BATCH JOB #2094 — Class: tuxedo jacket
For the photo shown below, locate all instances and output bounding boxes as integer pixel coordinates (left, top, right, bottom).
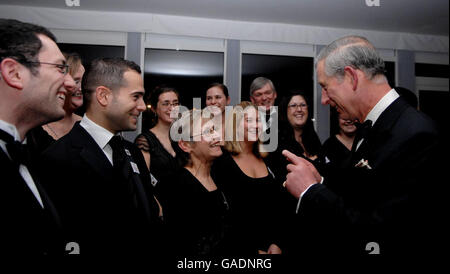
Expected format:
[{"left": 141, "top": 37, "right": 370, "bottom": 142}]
[
  {"left": 41, "top": 122, "right": 161, "bottom": 255},
  {"left": 0, "top": 149, "right": 62, "bottom": 255},
  {"left": 297, "top": 97, "right": 443, "bottom": 255}
]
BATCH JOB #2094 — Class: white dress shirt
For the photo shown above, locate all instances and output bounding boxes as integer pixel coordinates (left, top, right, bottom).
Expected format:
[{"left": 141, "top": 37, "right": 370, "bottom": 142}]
[
  {"left": 0, "top": 120, "right": 44, "bottom": 208},
  {"left": 355, "top": 88, "right": 399, "bottom": 150},
  {"left": 79, "top": 114, "right": 116, "bottom": 165}
]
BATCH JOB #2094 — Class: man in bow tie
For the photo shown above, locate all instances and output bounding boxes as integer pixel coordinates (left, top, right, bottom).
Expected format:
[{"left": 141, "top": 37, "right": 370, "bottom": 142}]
[
  {"left": 41, "top": 58, "right": 162, "bottom": 255},
  {"left": 0, "top": 19, "right": 77, "bottom": 255},
  {"left": 283, "top": 36, "right": 443, "bottom": 255}
]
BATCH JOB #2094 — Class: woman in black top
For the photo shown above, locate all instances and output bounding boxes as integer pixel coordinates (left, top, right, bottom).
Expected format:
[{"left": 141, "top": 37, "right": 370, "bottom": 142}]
[
  {"left": 321, "top": 109, "right": 357, "bottom": 169},
  {"left": 166, "top": 109, "right": 229, "bottom": 255},
  {"left": 135, "top": 86, "right": 180, "bottom": 205},
  {"left": 212, "top": 101, "right": 284, "bottom": 255},
  {"left": 269, "top": 90, "right": 323, "bottom": 185}
]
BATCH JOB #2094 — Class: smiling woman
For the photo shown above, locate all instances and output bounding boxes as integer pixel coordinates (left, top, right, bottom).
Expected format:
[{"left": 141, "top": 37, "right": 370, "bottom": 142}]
[
  {"left": 134, "top": 85, "right": 181, "bottom": 206},
  {"left": 164, "top": 108, "right": 230, "bottom": 255}
]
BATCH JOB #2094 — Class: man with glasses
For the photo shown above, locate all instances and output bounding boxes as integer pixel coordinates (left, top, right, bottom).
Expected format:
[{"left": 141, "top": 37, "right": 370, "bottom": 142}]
[{"left": 0, "top": 19, "right": 76, "bottom": 255}]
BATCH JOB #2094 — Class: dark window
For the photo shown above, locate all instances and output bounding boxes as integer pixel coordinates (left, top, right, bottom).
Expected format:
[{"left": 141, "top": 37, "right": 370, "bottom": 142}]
[
  {"left": 241, "top": 53, "right": 314, "bottom": 115},
  {"left": 385, "top": 61, "right": 396, "bottom": 87},
  {"left": 58, "top": 43, "right": 125, "bottom": 68},
  {"left": 415, "top": 63, "right": 449, "bottom": 78},
  {"left": 143, "top": 48, "right": 224, "bottom": 130},
  {"left": 419, "top": 90, "right": 450, "bottom": 139},
  {"left": 57, "top": 43, "right": 125, "bottom": 115}
]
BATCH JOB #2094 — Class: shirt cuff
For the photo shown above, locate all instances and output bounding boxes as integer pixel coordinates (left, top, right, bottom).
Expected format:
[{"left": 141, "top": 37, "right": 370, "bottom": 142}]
[{"left": 295, "top": 176, "right": 324, "bottom": 214}]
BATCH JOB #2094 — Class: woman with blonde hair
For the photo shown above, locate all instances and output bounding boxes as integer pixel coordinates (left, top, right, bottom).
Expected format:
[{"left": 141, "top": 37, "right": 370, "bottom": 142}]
[{"left": 212, "top": 101, "right": 284, "bottom": 255}]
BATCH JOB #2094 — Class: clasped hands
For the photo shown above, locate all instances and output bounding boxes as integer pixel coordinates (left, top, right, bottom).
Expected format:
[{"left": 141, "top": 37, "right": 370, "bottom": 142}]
[{"left": 282, "top": 150, "right": 322, "bottom": 199}]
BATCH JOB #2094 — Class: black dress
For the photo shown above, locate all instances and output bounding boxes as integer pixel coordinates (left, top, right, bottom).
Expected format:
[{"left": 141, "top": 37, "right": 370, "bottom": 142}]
[
  {"left": 321, "top": 135, "right": 353, "bottom": 169},
  {"left": 211, "top": 151, "right": 285, "bottom": 255},
  {"left": 27, "top": 126, "right": 55, "bottom": 156},
  {"left": 135, "top": 131, "right": 179, "bottom": 205},
  {"left": 165, "top": 167, "right": 230, "bottom": 255}
]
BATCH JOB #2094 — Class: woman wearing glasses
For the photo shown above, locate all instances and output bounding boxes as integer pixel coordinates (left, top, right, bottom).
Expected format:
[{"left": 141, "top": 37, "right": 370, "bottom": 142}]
[
  {"left": 166, "top": 109, "right": 230, "bottom": 255},
  {"left": 266, "top": 91, "right": 323, "bottom": 255},
  {"left": 135, "top": 85, "right": 180, "bottom": 205}
]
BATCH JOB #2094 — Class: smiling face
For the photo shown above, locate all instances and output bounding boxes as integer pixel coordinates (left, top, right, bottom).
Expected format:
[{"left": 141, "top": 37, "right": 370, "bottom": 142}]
[
  {"left": 64, "top": 64, "right": 85, "bottom": 112},
  {"left": 318, "top": 59, "right": 357, "bottom": 119},
  {"left": 155, "top": 91, "right": 179, "bottom": 125},
  {"left": 206, "top": 86, "right": 230, "bottom": 114},
  {"left": 189, "top": 118, "right": 223, "bottom": 162},
  {"left": 237, "top": 106, "right": 262, "bottom": 142},
  {"left": 338, "top": 112, "right": 357, "bottom": 135},
  {"left": 250, "top": 83, "right": 277, "bottom": 112},
  {"left": 24, "top": 34, "right": 76, "bottom": 123},
  {"left": 106, "top": 70, "right": 146, "bottom": 132},
  {"left": 287, "top": 95, "right": 308, "bottom": 130}
]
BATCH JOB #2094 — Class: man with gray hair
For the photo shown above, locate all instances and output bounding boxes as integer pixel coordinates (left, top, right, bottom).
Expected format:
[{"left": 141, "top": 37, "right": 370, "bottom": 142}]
[
  {"left": 282, "top": 36, "right": 442, "bottom": 255},
  {"left": 249, "top": 77, "right": 278, "bottom": 152},
  {"left": 249, "top": 76, "right": 277, "bottom": 113}
]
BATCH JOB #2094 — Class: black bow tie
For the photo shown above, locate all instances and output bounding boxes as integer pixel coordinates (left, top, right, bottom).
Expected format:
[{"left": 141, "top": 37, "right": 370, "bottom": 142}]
[
  {"left": 0, "top": 129, "right": 30, "bottom": 167},
  {"left": 355, "top": 120, "right": 373, "bottom": 140}
]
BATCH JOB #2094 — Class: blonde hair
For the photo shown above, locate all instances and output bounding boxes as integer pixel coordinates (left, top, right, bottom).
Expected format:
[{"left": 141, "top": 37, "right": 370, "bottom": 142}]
[
  {"left": 63, "top": 52, "right": 82, "bottom": 77},
  {"left": 224, "top": 101, "right": 268, "bottom": 158}
]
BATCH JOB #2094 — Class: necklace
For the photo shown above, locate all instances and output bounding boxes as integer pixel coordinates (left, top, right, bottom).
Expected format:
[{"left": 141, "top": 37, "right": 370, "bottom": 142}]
[{"left": 45, "top": 124, "right": 58, "bottom": 139}]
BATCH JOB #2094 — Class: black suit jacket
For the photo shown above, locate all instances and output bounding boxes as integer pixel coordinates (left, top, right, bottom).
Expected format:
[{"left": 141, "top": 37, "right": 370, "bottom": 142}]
[
  {"left": 297, "top": 97, "right": 443, "bottom": 255},
  {"left": 0, "top": 148, "right": 62, "bottom": 255},
  {"left": 41, "top": 122, "right": 160, "bottom": 255}
]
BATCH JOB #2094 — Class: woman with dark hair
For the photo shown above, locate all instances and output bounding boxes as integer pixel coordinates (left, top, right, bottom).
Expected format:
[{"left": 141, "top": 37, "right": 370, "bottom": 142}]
[
  {"left": 278, "top": 90, "right": 322, "bottom": 160},
  {"left": 166, "top": 109, "right": 229, "bottom": 255},
  {"left": 321, "top": 108, "right": 357, "bottom": 169},
  {"left": 205, "top": 83, "right": 230, "bottom": 140},
  {"left": 263, "top": 91, "right": 323, "bottom": 255},
  {"left": 135, "top": 85, "right": 180, "bottom": 205}
]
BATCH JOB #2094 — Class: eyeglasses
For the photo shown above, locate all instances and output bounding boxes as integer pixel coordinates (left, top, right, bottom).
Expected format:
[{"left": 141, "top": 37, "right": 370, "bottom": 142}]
[
  {"left": 191, "top": 126, "right": 218, "bottom": 140},
  {"left": 160, "top": 102, "right": 180, "bottom": 108},
  {"left": 288, "top": 103, "right": 308, "bottom": 110},
  {"left": 25, "top": 61, "right": 69, "bottom": 75}
]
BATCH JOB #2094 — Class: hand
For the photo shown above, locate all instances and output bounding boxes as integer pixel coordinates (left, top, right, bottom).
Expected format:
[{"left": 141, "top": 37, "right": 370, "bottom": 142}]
[
  {"left": 258, "top": 244, "right": 282, "bottom": 254},
  {"left": 282, "top": 150, "right": 321, "bottom": 199}
]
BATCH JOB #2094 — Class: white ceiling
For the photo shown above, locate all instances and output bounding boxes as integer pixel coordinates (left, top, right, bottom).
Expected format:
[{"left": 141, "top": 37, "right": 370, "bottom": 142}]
[{"left": 1, "top": 0, "right": 448, "bottom": 36}]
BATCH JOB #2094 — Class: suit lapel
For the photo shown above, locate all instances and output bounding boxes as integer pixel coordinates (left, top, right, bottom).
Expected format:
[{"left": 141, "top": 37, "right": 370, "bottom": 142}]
[
  {"left": 365, "top": 97, "right": 409, "bottom": 167},
  {"left": 123, "top": 143, "right": 152, "bottom": 222},
  {"left": 1, "top": 146, "right": 62, "bottom": 228},
  {"left": 69, "top": 123, "right": 114, "bottom": 181}
]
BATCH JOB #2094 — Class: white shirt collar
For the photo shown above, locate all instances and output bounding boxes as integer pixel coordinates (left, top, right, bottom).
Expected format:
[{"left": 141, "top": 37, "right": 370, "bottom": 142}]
[
  {"left": 0, "top": 120, "right": 25, "bottom": 143},
  {"left": 365, "top": 89, "right": 399, "bottom": 124},
  {"left": 79, "top": 114, "right": 115, "bottom": 150}
]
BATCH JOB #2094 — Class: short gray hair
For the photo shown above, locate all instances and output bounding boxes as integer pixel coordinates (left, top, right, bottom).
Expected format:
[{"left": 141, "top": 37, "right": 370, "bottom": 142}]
[
  {"left": 316, "top": 36, "right": 386, "bottom": 81},
  {"left": 249, "top": 77, "right": 276, "bottom": 97}
]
